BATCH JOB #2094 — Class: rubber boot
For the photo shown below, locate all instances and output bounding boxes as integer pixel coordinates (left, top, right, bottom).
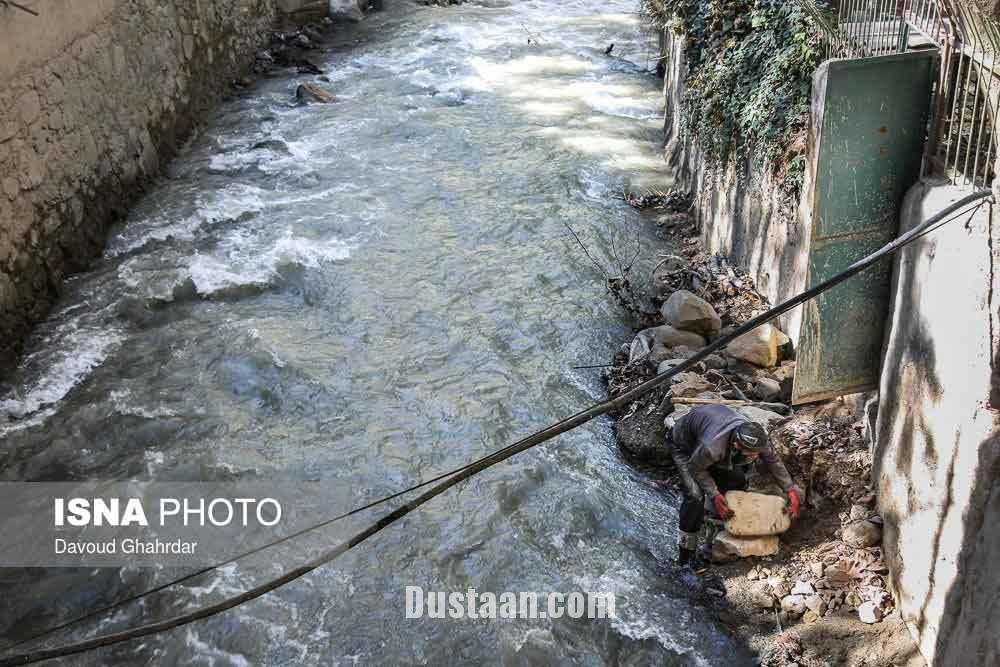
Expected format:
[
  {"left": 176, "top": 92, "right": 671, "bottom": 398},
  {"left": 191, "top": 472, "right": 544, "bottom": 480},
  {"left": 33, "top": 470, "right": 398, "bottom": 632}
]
[{"left": 677, "top": 530, "right": 699, "bottom": 566}]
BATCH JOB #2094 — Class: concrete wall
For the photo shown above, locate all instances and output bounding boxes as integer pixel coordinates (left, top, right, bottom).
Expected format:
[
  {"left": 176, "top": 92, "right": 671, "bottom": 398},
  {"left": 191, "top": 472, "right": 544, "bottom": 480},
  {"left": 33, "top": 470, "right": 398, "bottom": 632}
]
[
  {"left": 875, "top": 180, "right": 999, "bottom": 666},
  {"left": 0, "top": 0, "right": 278, "bottom": 370},
  {"left": 660, "top": 30, "right": 811, "bottom": 341}
]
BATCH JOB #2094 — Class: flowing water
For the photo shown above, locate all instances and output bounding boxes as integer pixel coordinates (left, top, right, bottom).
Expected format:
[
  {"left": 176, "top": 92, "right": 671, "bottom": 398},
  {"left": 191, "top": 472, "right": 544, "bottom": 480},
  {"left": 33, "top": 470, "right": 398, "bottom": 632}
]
[{"left": 0, "top": 1, "right": 755, "bottom": 664}]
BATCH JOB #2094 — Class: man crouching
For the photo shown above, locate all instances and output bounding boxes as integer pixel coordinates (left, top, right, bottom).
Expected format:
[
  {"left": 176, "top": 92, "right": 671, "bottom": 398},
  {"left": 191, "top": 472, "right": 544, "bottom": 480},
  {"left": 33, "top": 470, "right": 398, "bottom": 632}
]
[{"left": 666, "top": 404, "right": 802, "bottom": 566}]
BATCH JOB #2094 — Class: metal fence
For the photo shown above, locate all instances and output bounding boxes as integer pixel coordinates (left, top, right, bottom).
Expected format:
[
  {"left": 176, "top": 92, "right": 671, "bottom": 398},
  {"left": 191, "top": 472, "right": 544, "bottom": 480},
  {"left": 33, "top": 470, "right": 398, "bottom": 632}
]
[{"left": 802, "top": 1, "right": 1000, "bottom": 188}]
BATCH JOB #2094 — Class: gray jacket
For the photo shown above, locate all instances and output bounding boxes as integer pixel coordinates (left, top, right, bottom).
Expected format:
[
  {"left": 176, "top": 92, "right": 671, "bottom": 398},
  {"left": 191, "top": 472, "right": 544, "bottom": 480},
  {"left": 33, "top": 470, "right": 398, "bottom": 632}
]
[{"left": 669, "top": 404, "right": 796, "bottom": 498}]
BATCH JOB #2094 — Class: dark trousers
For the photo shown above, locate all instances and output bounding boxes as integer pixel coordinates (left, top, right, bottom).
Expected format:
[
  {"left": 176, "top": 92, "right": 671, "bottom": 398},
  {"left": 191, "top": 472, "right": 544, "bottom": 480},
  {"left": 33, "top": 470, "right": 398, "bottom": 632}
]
[{"left": 679, "top": 466, "right": 749, "bottom": 534}]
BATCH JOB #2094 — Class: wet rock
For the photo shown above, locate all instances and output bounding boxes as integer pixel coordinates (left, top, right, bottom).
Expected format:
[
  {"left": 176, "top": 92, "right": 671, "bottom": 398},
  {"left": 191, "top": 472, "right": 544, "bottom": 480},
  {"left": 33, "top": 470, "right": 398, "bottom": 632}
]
[
  {"left": 296, "top": 83, "right": 337, "bottom": 103},
  {"left": 752, "top": 377, "right": 782, "bottom": 402},
  {"left": 780, "top": 594, "right": 807, "bottom": 616},
  {"left": 661, "top": 290, "right": 721, "bottom": 336},
  {"left": 857, "top": 601, "right": 883, "bottom": 624},
  {"left": 712, "top": 531, "right": 779, "bottom": 561},
  {"left": 328, "top": 0, "right": 365, "bottom": 21},
  {"left": 648, "top": 324, "right": 706, "bottom": 350},
  {"left": 723, "top": 491, "right": 791, "bottom": 537},
  {"left": 726, "top": 324, "right": 779, "bottom": 367},
  {"left": 843, "top": 520, "right": 882, "bottom": 548}
]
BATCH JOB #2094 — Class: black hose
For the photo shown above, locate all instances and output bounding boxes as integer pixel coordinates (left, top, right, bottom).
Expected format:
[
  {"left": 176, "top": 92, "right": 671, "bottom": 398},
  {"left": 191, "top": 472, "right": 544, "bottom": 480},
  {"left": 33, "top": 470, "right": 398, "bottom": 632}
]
[{"left": 0, "top": 189, "right": 989, "bottom": 666}]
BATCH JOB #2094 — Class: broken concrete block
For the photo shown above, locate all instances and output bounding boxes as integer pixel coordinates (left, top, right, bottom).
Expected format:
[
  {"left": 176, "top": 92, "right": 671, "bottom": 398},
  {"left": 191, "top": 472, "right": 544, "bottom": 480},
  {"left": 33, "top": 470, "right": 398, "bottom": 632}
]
[
  {"left": 726, "top": 324, "right": 779, "bottom": 367},
  {"left": 723, "top": 491, "right": 791, "bottom": 537},
  {"left": 712, "top": 530, "right": 779, "bottom": 561},
  {"left": 661, "top": 290, "right": 722, "bottom": 336}
]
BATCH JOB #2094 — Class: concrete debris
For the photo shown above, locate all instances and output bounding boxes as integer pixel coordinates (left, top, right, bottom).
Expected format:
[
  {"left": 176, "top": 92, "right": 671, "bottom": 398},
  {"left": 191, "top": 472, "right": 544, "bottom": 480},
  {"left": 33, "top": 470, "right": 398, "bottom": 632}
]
[
  {"left": 661, "top": 289, "right": 722, "bottom": 336},
  {"left": 723, "top": 491, "right": 791, "bottom": 537}
]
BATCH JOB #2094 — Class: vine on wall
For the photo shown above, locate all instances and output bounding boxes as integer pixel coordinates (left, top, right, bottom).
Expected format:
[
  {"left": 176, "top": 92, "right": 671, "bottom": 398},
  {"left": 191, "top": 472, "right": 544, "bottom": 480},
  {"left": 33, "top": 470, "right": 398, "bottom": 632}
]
[{"left": 643, "top": 1, "right": 825, "bottom": 192}]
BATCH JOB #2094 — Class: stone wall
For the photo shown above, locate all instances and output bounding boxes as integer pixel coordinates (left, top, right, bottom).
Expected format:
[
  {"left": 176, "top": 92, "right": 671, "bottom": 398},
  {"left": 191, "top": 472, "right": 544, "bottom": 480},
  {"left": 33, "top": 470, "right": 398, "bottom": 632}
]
[
  {"left": 875, "top": 180, "right": 999, "bottom": 666},
  {"left": 660, "top": 30, "right": 811, "bottom": 342},
  {"left": 0, "top": 0, "right": 277, "bottom": 370}
]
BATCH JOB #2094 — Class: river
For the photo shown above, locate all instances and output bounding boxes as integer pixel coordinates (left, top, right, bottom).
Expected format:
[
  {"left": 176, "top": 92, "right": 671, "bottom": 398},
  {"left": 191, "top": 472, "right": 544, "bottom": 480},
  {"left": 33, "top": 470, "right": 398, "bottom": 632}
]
[{"left": 0, "top": 1, "right": 754, "bottom": 664}]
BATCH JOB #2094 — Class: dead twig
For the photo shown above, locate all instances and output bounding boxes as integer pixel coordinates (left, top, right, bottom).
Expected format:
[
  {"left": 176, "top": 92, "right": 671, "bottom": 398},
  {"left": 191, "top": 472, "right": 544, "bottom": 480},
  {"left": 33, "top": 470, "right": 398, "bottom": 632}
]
[{"left": 562, "top": 221, "right": 609, "bottom": 280}]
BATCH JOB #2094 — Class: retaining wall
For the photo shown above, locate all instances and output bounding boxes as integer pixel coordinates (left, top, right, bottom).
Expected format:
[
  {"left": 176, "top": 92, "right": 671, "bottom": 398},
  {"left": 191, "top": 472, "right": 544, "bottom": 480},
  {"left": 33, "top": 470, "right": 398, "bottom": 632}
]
[
  {"left": 0, "top": 0, "right": 278, "bottom": 370},
  {"left": 875, "top": 180, "right": 999, "bottom": 666}
]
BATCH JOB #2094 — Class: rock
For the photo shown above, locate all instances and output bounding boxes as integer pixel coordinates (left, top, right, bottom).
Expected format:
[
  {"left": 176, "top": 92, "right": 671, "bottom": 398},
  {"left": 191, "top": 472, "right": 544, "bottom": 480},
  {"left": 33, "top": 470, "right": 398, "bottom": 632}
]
[
  {"left": 648, "top": 344, "right": 675, "bottom": 366},
  {"left": 846, "top": 591, "right": 862, "bottom": 608},
  {"left": 752, "top": 377, "right": 782, "bottom": 402},
  {"left": 804, "top": 595, "right": 827, "bottom": 616},
  {"left": 772, "top": 583, "right": 791, "bottom": 599},
  {"left": 293, "top": 33, "right": 313, "bottom": 49},
  {"left": 669, "top": 372, "right": 714, "bottom": 397},
  {"left": 726, "top": 324, "right": 780, "bottom": 367},
  {"left": 849, "top": 504, "right": 870, "bottom": 521},
  {"left": 735, "top": 405, "right": 787, "bottom": 429},
  {"left": 629, "top": 332, "right": 652, "bottom": 363},
  {"left": 780, "top": 595, "right": 807, "bottom": 616},
  {"left": 661, "top": 290, "right": 721, "bottom": 336},
  {"left": 791, "top": 581, "right": 816, "bottom": 596},
  {"left": 843, "top": 520, "right": 882, "bottom": 548},
  {"left": 750, "top": 583, "right": 774, "bottom": 609},
  {"left": 810, "top": 562, "right": 825, "bottom": 579},
  {"left": 657, "top": 359, "right": 686, "bottom": 375},
  {"left": 296, "top": 83, "right": 337, "bottom": 103},
  {"left": 723, "top": 491, "right": 791, "bottom": 537},
  {"left": 768, "top": 361, "right": 796, "bottom": 402},
  {"left": 328, "top": 0, "right": 364, "bottom": 21},
  {"left": 712, "top": 531, "right": 779, "bottom": 561},
  {"left": 702, "top": 354, "right": 728, "bottom": 370},
  {"left": 857, "top": 601, "right": 883, "bottom": 624},
  {"left": 803, "top": 610, "right": 820, "bottom": 624},
  {"left": 648, "top": 325, "right": 707, "bottom": 350}
]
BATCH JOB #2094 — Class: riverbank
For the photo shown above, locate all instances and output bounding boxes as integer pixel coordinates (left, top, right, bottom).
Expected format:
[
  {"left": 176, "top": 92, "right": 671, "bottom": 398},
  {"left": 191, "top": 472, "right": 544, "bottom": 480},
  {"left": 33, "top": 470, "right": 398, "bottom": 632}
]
[{"left": 603, "top": 199, "right": 925, "bottom": 666}]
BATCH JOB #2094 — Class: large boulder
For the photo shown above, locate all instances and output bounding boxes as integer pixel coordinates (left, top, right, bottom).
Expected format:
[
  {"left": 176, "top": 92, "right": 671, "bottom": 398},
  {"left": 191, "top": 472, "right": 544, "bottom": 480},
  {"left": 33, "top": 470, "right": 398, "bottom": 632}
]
[
  {"left": 724, "top": 491, "right": 791, "bottom": 537},
  {"left": 661, "top": 290, "right": 722, "bottom": 336},
  {"left": 712, "top": 531, "right": 779, "bottom": 561},
  {"left": 726, "top": 324, "right": 780, "bottom": 367}
]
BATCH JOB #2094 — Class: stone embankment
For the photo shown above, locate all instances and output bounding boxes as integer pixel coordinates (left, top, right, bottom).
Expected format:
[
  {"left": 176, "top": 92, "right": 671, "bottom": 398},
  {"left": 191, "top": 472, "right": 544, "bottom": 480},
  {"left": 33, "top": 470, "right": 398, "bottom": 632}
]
[{"left": 0, "top": 0, "right": 283, "bottom": 371}]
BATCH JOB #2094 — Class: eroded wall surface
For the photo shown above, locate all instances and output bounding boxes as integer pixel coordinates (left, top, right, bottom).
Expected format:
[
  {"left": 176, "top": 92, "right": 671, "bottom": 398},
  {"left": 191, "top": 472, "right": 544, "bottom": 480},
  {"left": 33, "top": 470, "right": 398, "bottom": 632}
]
[
  {"left": 875, "top": 180, "right": 999, "bottom": 666},
  {"left": 0, "top": 0, "right": 276, "bottom": 369}
]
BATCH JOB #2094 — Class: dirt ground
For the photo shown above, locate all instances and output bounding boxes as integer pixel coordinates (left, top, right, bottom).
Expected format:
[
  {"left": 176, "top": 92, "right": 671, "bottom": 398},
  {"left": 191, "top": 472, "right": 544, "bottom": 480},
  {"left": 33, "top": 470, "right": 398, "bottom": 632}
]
[{"left": 605, "top": 198, "right": 925, "bottom": 667}]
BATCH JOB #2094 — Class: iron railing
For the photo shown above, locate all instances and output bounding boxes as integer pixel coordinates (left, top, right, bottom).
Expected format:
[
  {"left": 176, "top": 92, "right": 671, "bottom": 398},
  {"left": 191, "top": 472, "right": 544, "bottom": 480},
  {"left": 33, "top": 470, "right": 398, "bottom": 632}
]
[{"left": 802, "top": 1, "right": 1000, "bottom": 188}]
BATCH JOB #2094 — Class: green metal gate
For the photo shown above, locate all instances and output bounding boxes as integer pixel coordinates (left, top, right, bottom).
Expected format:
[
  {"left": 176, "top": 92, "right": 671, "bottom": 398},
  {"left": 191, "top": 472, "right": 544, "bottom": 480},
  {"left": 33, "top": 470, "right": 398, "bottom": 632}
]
[{"left": 792, "top": 50, "right": 937, "bottom": 404}]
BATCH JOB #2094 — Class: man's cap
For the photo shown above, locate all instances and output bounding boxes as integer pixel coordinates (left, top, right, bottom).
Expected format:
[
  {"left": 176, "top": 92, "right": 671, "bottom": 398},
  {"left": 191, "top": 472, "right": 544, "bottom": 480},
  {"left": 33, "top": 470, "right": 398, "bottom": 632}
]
[{"left": 731, "top": 421, "right": 769, "bottom": 452}]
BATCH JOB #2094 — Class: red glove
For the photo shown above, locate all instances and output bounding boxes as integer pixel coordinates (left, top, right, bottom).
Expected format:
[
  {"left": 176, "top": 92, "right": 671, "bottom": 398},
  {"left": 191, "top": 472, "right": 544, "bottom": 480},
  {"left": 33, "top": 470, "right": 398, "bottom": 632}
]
[
  {"left": 713, "top": 493, "right": 734, "bottom": 520},
  {"left": 787, "top": 489, "right": 801, "bottom": 519}
]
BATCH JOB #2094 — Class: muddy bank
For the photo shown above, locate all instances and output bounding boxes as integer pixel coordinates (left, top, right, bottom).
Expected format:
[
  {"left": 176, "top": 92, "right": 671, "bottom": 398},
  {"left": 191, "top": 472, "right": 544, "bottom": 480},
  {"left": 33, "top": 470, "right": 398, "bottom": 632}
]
[{"left": 603, "top": 199, "right": 924, "bottom": 666}]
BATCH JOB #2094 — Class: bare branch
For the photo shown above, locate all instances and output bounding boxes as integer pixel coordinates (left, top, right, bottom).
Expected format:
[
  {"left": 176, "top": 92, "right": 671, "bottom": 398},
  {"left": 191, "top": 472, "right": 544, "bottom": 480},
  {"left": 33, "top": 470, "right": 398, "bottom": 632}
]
[{"left": 562, "top": 220, "right": 609, "bottom": 280}]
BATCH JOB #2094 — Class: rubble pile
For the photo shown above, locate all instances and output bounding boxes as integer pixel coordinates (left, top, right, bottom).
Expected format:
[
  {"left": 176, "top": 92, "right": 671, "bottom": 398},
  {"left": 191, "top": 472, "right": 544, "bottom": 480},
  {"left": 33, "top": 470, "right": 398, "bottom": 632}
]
[{"left": 603, "top": 231, "right": 898, "bottom": 634}]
